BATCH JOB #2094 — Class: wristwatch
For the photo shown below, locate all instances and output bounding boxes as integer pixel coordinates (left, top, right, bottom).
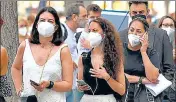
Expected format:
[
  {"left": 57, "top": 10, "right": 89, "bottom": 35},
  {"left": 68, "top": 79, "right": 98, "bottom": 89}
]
[
  {"left": 137, "top": 77, "right": 144, "bottom": 87},
  {"left": 46, "top": 81, "right": 54, "bottom": 89}
]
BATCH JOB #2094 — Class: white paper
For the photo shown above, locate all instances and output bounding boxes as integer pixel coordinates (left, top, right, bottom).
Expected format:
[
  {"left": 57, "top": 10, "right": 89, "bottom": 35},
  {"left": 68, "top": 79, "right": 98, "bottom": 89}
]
[{"left": 145, "top": 74, "right": 172, "bottom": 96}]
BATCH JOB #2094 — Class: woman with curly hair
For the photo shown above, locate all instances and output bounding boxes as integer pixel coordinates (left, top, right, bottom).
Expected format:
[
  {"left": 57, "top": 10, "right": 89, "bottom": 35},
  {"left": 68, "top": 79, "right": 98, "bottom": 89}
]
[{"left": 77, "top": 17, "right": 125, "bottom": 102}]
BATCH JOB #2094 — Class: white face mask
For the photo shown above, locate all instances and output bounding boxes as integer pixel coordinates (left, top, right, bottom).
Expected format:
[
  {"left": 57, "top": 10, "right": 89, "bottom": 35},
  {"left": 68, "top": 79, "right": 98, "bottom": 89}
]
[
  {"left": 37, "top": 22, "right": 55, "bottom": 37},
  {"left": 162, "top": 27, "right": 175, "bottom": 36},
  {"left": 87, "top": 32, "right": 103, "bottom": 48},
  {"left": 128, "top": 34, "right": 141, "bottom": 47},
  {"left": 19, "top": 27, "right": 27, "bottom": 36}
]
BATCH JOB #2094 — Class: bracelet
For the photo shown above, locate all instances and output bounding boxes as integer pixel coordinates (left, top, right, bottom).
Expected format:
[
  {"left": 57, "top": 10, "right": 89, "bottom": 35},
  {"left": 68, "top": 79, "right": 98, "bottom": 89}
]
[
  {"left": 106, "top": 76, "right": 111, "bottom": 82},
  {"left": 46, "top": 81, "right": 54, "bottom": 89}
]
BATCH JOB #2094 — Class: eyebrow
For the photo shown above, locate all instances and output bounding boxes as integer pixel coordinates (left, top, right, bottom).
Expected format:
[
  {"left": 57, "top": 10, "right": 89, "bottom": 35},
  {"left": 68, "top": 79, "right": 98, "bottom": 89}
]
[{"left": 39, "top": 18, "right": 54, "bottom": 21}]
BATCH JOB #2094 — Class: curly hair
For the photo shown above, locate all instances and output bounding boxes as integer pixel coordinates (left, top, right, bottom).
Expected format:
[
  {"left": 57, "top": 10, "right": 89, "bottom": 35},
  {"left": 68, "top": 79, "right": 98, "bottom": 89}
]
[{"left": 90, "top": 18, "right": 124, "bottom": 79}]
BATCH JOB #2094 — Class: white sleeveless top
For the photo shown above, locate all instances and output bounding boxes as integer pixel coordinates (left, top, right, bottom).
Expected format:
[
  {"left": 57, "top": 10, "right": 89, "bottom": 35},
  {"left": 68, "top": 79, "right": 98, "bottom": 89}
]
[{"left": 21, "top": 39, "right": 67, "bottom": 102}]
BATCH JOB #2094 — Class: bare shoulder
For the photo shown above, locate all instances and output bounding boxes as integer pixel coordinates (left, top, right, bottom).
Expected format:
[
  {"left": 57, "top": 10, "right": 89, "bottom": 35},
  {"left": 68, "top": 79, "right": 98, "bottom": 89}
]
[
  {"left": 17, "top": 40, "right": 26, "bottom": 53},
  {"left": 60, "top": 44, "right": 70, "bottom": 55}
]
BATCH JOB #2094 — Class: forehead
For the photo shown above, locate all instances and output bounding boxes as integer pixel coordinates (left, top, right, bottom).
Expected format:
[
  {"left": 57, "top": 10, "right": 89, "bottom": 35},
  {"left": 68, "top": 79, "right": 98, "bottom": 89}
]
[
  {"left": 88, "top": 11, "right": 101, "bottom": 18},
  {"left": 130, "top": 20, "right": 144, "bottom": 30},
  {"left": 89, "top": 22, "right": 101, "bottom": 29},
  {"left": 162, "top": 18, "right": 174, "bottom": 24},
  {"left": 130, "top": 3, "right": 147, "bottom": 11},
  {"left": 79, "top": 6, "right": 87, "bottom": 15},
  {"left": 39, "top": 12, "right": 55, "bottom": 20}
]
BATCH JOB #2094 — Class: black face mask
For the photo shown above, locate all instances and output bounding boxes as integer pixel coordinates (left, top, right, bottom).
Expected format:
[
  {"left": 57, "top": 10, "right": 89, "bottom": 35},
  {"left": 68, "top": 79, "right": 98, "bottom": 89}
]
[{"left": 132, "top": 14, "right": 147, "bottom": 20}]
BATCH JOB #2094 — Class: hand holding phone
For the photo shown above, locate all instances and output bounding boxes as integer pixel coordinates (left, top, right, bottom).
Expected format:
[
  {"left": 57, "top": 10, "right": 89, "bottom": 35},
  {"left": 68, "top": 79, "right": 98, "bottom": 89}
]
[
  {"left": 30, "top": 80, "right": 39, "bottom": 86},
  {"left": 77, "top": 80, "right": 90, "bottom": 91}
]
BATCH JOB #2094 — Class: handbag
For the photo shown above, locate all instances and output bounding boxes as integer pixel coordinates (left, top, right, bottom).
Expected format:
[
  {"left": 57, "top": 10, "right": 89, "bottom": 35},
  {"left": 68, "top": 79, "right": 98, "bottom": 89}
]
[{"left": 20, "top": 45, "right": 54, "bottom": 101}]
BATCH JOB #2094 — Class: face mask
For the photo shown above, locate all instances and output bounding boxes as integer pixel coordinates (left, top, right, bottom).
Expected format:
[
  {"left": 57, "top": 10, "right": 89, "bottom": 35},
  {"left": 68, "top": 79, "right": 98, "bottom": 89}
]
[
  {"left": 87, "top": 32, "right": 103, "bottom": 48},
  {"left": 132, "top": 14, "right": 147, "bottom": 20},
  {"left": 128, "top": 34, "right": 141, "bottom": 47},
  {"left": 37, "top": 22, "right": 55, "bottom": 37},
  {"left": 19, "top": 27, "right": 27, "bottom": 36},
  {"left": 162, "top": 27, "right": 175, "bottom": 36}
]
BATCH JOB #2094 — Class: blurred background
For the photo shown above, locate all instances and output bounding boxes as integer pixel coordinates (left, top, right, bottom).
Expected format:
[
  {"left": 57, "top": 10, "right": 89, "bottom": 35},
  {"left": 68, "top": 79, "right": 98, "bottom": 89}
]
[{"left": 17, "top": 0, "right": 176, "bottom": 27}]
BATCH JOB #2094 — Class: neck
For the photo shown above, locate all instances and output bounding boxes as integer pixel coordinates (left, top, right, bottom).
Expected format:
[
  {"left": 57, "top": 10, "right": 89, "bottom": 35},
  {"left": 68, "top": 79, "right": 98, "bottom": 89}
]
[
  {"left": 128, "top": 43, "right": 141, "bottom": 51},
  {"left": 39, "top": 36, "right": 53, "bottom": 48},
  {"left": 66, "top": 20, "right": 77, "bottom": 32},
  {"left": 92, "top": 45, "right": 103, "bottom": 55}
]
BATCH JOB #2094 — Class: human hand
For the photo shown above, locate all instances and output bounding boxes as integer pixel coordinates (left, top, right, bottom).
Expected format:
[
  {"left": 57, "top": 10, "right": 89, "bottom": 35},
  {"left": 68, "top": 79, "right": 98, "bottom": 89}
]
[
  {"left": 77, "top": 85, "right": 90, "bottom": 91},
  {"left": 142, "top": 77, "right": 159, "bottom": 84},
  {"left": 31, "top": 80, "right": 50, "bottom": 92},
  {"left": 80, "top": 38, "right": 92, "bottom": 49},
  {"left": 140, "top": 33, "right": 148, "bottom": 53},
  {"left": 89, "top": 66, "right": 110, "bottom": 80}
]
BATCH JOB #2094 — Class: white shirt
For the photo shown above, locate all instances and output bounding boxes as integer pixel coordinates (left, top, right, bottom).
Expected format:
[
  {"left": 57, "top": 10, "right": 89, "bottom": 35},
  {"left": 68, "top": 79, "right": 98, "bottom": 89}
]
[{"left": 63, "top": 23, "right": 78, "bottom": 89}]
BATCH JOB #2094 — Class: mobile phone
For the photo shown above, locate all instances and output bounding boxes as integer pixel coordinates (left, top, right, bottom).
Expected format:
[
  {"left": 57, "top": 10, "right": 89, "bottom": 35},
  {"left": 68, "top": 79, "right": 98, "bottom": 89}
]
[
  {"left": 30, "top": 80, "right": 39, "bottom": 86},
  {"left": 77, "top": 80, "right": 89, "bottom": 86}
]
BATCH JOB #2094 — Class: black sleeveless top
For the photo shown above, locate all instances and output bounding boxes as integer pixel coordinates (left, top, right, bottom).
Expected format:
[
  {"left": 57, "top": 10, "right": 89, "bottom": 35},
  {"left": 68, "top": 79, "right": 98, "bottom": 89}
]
[{"left": 82, "top": 51, "right": 115, "bottom": 95}]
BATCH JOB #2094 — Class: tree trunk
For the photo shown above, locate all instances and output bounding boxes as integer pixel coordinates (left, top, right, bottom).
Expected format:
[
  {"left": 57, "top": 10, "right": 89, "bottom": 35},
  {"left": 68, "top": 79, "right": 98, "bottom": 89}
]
[{"left": 1, "top": 1, "right": 19, "bottom": 102}]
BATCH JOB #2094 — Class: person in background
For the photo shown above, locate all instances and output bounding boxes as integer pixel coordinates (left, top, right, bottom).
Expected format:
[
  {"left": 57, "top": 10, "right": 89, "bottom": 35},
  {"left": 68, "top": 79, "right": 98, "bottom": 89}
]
[
  {"left": 158, "top": 15, "right": 175, "bottom": 58},
  {"left": 0, "top": 46, "right": 12, "bottom": 102},
  {"left": 158, "top": 15, "right": 176, "bottom": 102},
  {"left": 64, "top": 3, "right": 87, "bottom": 102},
  {"left": 0, "top": 17, "right": 12, "bottom": 102},
  {"left": 18, "top": 19, "right": 29, "bottom": 44},
  {"left": 11, "top": 7, "right": 73, "bottom": 102},
  {"left": 27, "top": 14, "right": 35, "bottom": 36},
  {"left": 76, "top": 4, "right": 102, "bottom": 58},
  {"left": 78, "top": 17, "right": 125, "bottom": 102},
  {"left": 124, "top": 17, "right": 161, "bottom": 102},
  {"left": 58, "top": 12, "right": 66, "bottom": 24},
  {"left": 119, "top": 1, "right": 175, "bottom": 101}
]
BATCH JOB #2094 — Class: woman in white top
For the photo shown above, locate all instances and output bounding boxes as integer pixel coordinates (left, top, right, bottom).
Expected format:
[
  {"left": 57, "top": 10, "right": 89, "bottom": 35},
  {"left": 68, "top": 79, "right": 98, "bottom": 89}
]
[{"left": 11, "top": 7, "right": 73, "bottom": 102}]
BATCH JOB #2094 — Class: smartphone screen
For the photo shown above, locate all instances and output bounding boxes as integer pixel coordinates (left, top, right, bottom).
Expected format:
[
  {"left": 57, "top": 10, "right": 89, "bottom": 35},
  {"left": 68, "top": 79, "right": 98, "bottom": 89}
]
[{"left": 30, "top": 80, "right": 39, "bottom": 86}]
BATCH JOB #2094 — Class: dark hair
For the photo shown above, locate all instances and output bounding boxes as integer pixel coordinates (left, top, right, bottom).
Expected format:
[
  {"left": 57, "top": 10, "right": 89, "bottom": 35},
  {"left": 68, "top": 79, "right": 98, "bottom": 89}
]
[
  {"left": 87, "top": 4, "right": 102, "bottom": 15},
  {"left": 129, "top": 1, "right": 148, "bottom": 9},
  {"left": 158, "top": 15, "right": 176, "bottom": 28},
  {"left": 129, "top": 17, "right": 149, "bottom": 32},
  {"left": 29, "top": 7, "right": 63, "bottom": 46},
  {"left": 90, "top": 18, "right": 124, "bottom": 79},
  {"left": 66, "top": 3, "right": 85, "bottom": 20}
]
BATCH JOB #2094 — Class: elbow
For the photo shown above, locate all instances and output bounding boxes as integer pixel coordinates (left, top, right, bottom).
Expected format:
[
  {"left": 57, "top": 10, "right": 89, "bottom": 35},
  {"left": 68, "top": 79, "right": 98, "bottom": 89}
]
[
  {"left": 115, "top": 85, "right": 126, "bottom": 96},
  {"left": 65, "top": 83, "right": 72, "bottom": 91}
]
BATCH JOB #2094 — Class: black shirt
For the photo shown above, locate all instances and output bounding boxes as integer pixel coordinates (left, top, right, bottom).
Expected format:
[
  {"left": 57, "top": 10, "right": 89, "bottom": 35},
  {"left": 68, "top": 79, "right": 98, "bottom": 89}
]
[
  {"left": 123, "top": 43, "right": 160, "bottom": 77},
  {"left": 82, "top": 52, "right": 115, "bottom": 95}
]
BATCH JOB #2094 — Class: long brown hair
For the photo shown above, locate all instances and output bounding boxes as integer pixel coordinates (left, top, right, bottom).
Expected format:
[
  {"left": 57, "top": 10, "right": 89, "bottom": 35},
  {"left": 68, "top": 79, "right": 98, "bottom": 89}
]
[
  {"left": 158, "top": 15, "right": 176, "bottom": 28},
  {"left": 91, "top": 18, "right": 124, "bottom": 78}
]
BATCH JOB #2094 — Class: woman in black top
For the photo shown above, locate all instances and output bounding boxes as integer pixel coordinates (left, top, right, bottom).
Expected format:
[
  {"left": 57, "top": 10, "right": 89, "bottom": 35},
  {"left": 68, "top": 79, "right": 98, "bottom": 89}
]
[
  {"left": 124, "top": 17, "right": 162, "bottom": 102},
  {"left": 78, "top": 18, "right": 125, "bottom": 102}
]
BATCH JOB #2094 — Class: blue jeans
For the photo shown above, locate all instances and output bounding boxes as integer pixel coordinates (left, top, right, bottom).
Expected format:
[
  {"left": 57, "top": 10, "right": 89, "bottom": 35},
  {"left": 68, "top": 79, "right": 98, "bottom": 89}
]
[{"left": 66, "top": 89, "right": 84, "bottom": 102}]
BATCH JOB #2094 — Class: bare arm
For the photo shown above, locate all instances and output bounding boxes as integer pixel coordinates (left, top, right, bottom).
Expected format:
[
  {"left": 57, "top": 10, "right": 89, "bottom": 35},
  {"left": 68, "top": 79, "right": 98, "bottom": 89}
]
[
  {"left": 78, "top": 56, "right": 83, "bottom": 80},
  {"left": 11, "top": 41, "right": 25, "bottom": 94},
  {"left": 1, "top": 47, "right": 8, "bottom": 76},
  {"left": 141, "top": 52, "right": 159, "bottom": 83},
  {"left": 52, "top": 46, "right": 73, "bottom": 92},
  {"left": 105, "top": 61, "right": 126, "bottom": 95}
]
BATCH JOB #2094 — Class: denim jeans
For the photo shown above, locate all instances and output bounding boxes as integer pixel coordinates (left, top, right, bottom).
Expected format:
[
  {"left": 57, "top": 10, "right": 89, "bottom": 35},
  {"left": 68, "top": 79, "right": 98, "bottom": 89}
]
[{"left": 66, "top": 89, "right": 84, "bottom": 102}]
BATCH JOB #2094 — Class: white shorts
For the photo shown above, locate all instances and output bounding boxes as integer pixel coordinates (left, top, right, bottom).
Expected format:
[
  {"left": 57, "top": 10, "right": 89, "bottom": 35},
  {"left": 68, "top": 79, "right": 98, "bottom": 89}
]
[{"left": 80, "top": 94, "right": 116, "bottom": 102}]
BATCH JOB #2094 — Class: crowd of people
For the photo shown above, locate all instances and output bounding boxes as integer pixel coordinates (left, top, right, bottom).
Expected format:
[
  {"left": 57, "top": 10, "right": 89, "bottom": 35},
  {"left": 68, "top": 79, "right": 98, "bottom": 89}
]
[{"left": 0, "top": 1, "right": 175, "bottom": 102}]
